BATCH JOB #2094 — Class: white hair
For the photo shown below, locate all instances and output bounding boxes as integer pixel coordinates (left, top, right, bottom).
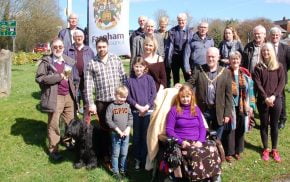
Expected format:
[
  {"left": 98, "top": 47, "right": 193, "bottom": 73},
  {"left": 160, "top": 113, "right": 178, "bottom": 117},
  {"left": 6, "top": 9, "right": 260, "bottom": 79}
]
[
  {"left": 138, "top": 16, "right": 147, "bottom": 21},
  {"left": 68, "top": 13, "right": 78, "bottom": 21},
  {"left": 145, "top": 19, "right": 156, "bottom": 27},
  {"left": 198, "top": 21, "right": 209, "bottom": 27},
  {"left": 73, "top": 29, "right": 84, "bottom": 37},
  {"left": 207, "top": 47, "right": 219, "bottom": 55},
  {"left": 253, "top": 25, "right": 266, "bottom": 34},
  {"left": 270, "top": 26, "right": 282, "bottom": 35},
  {"left": 177, "top": 13, "right": 187, "bottom": 20}
]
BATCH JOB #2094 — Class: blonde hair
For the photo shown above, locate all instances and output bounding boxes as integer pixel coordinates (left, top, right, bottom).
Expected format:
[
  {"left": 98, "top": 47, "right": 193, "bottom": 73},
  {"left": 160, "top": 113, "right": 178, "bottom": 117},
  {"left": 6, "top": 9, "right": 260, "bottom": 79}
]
[
  {"left": 115, "top": 85, "right": 128, "bottom": 97},
  {"left": 174, "top": 84, "right": 197, "bottom": 116},
  {"left": 260, "top": 43, "right": 279, "bottom": 71},
  {"left": 143, "top": 37, "right": 158, "bottom": 53}
]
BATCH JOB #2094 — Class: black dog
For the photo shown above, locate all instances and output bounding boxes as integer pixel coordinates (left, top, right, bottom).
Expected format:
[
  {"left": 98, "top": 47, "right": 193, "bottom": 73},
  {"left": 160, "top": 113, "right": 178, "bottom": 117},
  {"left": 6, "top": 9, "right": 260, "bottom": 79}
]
[{"left": 65, "top": 119, "right": 98, "bottom": 169}]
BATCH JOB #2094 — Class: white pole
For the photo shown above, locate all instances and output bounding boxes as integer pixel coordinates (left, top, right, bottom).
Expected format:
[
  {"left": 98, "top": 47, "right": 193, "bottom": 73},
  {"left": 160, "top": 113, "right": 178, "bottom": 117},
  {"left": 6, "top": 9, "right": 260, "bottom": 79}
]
[{"left": 67, "top": 0, "right": 73, "bottom": 27}]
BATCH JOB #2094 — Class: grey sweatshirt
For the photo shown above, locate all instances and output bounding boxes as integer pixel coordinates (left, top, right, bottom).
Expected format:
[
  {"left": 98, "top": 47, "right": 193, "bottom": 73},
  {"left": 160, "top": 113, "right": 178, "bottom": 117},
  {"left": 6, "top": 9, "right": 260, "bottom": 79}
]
[{"left": 105, "top": 102, "right": 133, "bottom": 132}]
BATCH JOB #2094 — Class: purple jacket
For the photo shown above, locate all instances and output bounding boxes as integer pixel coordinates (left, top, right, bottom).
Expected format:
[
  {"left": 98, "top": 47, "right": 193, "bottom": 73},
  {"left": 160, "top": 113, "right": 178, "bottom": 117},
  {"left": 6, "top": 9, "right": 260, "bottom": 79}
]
[
  {"left": 166, "top": 105, "right": 206, "bottom": 145},
  {"left": 64, "top": 44, "right": 94, "bottom": 74},
  {"left": 126, "top": 74, "right": 156, "bottom": 110}
]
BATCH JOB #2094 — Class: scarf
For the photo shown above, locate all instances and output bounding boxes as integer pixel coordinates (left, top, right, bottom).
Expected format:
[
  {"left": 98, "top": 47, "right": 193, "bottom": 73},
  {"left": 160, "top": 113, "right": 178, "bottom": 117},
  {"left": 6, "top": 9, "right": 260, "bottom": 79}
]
[
  {"left": 230, "top": 68, "right": 247, "bottom": 115},
  {"left": 221, "top": 40, "right": 237, "bottom": 59}
]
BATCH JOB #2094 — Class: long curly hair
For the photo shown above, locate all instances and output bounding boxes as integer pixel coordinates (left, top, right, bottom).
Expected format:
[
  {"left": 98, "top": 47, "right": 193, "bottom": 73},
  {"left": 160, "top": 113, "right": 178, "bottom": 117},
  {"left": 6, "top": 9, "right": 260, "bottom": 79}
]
[{"left": 174, "top": 84, "right": 197, "bottom": 116}]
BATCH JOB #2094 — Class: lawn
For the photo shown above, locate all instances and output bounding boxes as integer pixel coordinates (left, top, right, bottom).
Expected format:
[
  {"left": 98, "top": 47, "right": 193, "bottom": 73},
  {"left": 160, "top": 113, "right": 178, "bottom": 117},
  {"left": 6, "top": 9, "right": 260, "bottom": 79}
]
[{"left": 0, "top": 62, "right": 290, "bottom": 182}]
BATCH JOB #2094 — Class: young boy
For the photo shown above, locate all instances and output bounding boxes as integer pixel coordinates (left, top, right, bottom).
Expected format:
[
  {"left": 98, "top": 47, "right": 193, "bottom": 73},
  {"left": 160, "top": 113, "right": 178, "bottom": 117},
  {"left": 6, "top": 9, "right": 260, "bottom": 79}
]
[{"left": 106, "top": 85, "right": 133, "bottom": 180}]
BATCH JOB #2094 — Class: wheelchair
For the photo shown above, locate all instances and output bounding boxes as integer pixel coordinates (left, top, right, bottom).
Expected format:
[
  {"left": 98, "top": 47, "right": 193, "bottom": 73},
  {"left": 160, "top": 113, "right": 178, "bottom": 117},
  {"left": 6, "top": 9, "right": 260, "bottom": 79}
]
[{"left": 151, "top": 131, "right": 225, "bottom": 182}]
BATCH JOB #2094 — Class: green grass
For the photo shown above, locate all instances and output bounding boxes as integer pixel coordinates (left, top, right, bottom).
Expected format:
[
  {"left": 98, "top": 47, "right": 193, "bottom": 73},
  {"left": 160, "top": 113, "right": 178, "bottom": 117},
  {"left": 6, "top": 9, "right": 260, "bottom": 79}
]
[{"left": 0, "top": 62, "right": 290, "bottom": 182}]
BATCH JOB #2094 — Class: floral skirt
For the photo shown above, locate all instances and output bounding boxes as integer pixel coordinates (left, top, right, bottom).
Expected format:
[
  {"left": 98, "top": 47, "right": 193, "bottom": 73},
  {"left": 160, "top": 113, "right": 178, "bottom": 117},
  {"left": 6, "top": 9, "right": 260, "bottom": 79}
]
[{"left": 182, "top": 140, "right": 222, "bottom": 180}]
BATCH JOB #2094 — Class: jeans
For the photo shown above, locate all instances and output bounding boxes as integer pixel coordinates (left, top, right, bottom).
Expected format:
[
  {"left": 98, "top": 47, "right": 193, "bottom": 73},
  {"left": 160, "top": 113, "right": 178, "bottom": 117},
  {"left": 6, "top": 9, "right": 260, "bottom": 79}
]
[
  {"left": 132, "top": 112, "right": 151, "bottom": 163},
  {"left": 203, "top": 108, "right": 224, "bottom": 139},
  {"left": 111, "top": 132, "right": 129, "bottom": 173}
]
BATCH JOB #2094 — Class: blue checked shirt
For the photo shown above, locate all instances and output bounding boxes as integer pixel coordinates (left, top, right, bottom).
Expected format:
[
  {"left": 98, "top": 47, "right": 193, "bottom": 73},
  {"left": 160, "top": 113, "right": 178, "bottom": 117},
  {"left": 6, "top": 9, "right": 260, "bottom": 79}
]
[{"left": 84, "top": 53, "right": 127, "bottom": 105}]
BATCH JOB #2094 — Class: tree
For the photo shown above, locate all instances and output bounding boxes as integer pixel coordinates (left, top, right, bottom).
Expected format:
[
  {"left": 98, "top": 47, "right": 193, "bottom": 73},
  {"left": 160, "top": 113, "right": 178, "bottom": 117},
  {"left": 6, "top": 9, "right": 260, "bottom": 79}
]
[
  {"left": 154, "top": 9, "right": 169, "bottom": 28},
  {"left": 208, "top": 19, "right": 226, "bottom": 47},
  {"left": 236, "top": 18, "right": 274, "bottom": 45},
  {"left": 0, "top": 0, "right": 64, "bottom": 51}
]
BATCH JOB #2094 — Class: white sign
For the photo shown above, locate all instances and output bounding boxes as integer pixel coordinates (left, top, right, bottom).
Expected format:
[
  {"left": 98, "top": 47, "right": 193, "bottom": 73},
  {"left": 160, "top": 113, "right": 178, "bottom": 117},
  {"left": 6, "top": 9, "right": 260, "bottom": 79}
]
[{"left": 88, "top": 0, "right": 130, "bottom": 56}]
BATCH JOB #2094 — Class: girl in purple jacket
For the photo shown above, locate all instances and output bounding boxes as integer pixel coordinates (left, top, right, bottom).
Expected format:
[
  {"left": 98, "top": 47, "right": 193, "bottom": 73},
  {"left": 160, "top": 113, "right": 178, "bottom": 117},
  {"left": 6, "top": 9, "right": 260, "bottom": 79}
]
[{"left": 126, "top": 57, "right": 157, "bottom": 170}]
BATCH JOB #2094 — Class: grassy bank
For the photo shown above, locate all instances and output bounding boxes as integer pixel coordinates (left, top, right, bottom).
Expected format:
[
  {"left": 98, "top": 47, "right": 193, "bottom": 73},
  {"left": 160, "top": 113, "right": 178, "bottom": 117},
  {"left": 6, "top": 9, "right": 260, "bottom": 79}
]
[{"left": 0, "top": 63, "right": 290, "bottom": 182}]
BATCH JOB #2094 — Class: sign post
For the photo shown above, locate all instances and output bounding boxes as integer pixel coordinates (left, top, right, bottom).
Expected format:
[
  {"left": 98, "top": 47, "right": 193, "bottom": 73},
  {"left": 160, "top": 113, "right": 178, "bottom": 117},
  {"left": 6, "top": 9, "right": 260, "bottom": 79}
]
[{"left": 0, "top": 20, "right": 17, "bottom": 52}]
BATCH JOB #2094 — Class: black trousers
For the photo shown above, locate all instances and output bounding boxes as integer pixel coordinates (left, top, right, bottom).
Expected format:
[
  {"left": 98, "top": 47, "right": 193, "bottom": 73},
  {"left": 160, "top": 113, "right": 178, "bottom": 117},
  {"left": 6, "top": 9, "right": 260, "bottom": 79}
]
[
  {"left": 279, "top": 89, "right": 287, "bottom": 125},
  {"left": 222, "top": 107, "right": 245, "bottom": 156},
  {"left": 96, "top": 101, "right": 112, "bottom": 160},
  {"left": 171, "top": 54, "right": 190, "bottom": 84},
  {"left": 257, "top": 97, "right": 282, "bottom": 149}
]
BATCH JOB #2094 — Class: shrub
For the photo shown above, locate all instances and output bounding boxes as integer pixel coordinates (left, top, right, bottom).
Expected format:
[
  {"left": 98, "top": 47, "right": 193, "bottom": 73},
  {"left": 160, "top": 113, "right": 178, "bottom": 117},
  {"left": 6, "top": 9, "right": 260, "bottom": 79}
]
[{"left": 13, "top": 52, "right": 43, "bottom": 65}]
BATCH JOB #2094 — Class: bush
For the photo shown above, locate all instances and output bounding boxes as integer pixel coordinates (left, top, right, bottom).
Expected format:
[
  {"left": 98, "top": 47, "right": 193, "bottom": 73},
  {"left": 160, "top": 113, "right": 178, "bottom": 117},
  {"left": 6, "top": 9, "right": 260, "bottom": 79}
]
[{"left": 13, "top": 52, "right": 43, "bottom": 65}]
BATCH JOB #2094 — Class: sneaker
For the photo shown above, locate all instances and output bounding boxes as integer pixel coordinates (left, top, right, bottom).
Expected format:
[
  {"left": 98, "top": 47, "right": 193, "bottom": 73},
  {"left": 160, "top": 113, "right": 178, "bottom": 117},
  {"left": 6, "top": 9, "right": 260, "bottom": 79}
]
[
  {"left": 49, "top": 152, "right": 63, "bottom": 161},
  {"left": 262, "top": 149, "right": 270, "bottom": 161},
  {"left": 271, "top": 149, "right": 281, "bottom": 162},
  {"left": 135, "top": 159, "right": 141, "bottom": 171}
]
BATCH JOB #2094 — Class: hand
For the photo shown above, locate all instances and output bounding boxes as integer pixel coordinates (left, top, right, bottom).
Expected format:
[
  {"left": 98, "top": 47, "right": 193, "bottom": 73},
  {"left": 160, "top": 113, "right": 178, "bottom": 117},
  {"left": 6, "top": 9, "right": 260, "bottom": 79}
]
[
  {"left": 60, "top": 73, "right": 68, "bottom": 80},
  {"left": 174, "top": 83, "right": 183, "bottom": 89},
  {"left": 224, "top": 117, "right": 230, "bottom": 124},
  {"left": 221, "top": 59, "right": 229, "bottom": 64},
  {"left": 187, "top": 71, "right": 192, "bottom": 75},
  {"left": 123, "top": 127, "right": 131, "bottom": 136},
  {"left": 88, "top": 104, "right": 97, "bottom": 114},
  {"left": 181, "top": 141, "right": 191, "bottom": 148},
  {"left": 193, "top": 141, "right": 202, "bottom": 148},
  {"left": 265, "top": 97, "right": 274, "bottom": 107}
]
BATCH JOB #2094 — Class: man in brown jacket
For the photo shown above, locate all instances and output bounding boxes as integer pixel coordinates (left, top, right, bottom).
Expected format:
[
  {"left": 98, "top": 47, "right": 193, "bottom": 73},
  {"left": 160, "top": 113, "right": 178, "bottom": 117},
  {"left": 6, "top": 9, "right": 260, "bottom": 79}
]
[
  {"left": 36, "top": 38, "right": 76, "bottom": 160},
  {"left": 188, "top": 47, "right": 232, "bottom": 139}
]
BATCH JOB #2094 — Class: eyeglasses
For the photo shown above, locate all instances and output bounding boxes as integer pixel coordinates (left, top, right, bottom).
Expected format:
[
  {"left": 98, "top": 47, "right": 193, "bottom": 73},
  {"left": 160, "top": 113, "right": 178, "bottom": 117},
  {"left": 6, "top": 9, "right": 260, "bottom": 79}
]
[{"left": 53, "top": 45, "right": 63, "bottom": 49}]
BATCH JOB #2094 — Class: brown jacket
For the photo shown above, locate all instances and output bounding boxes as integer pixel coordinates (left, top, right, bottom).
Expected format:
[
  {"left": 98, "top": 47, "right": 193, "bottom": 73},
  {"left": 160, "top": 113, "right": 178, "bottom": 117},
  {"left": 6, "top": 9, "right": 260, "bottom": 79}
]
[
  {"left": 35, "top": 54, "right": 76, "bottom": 112},
  {"left": 188, "top": 64, "right": 232, "bottom": 125}
]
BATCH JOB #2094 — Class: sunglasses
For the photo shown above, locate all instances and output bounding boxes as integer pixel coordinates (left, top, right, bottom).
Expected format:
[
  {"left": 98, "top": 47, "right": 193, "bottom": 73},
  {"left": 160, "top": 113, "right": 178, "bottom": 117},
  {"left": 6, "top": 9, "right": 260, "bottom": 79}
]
[{"left": 53, "top": 45, "right": 64, "bottom": 49}]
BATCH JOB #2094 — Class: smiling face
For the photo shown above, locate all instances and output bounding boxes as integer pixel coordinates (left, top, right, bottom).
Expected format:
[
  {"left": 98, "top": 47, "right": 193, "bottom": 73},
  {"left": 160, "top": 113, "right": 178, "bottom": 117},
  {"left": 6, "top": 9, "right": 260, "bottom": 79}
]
[
  {"left": 261, "top": 46, "right": 271, "bottom": 63},
  {"left": 73, "top": 34, "right": 84, "bottom": 46},
  {"left": 145, "top": 21, "right": 155, "bottom": 35},
  {"left": 52, "top": 39, "right": 64, "bottom": 58},
  {"left": 253, "top": 27, "right": 266, "bottom": 44},
  {"left": 96, "top": 41, "right": 108, "bottom": 58},
  {"left": 229, "top": 55, "right": 241, "bottom": 70},
  {"left": 68, "top": 14, "right": 78, "bottom": 29},
  {"left": 177, "top": 17, "right": 186, "bottom": 29},
  {"left": 115, "top": 94, "right": 127, "bottom": 104},
  {"left": 271, "top": 32, "right": 281, "bottom": 44},
  {"left": 143, "top": 40, "right": 155, "bottom": 54},
  {"left": 133, "top": 62, "right": 146, "bottom": 77},
  {"left": 198, "top": 22, "right": 209, "bottom": 37},
  {"left": 224, "top": 28, "right": 234, "bottom": 41},
  {"left": 206, "top": 48, "right": 219, "bottom": 70}
]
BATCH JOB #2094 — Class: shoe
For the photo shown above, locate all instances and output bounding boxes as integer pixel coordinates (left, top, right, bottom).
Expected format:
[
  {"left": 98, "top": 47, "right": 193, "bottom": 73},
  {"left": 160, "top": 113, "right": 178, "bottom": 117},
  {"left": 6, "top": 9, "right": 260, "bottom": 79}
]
[
  {"left": 135, "top": 159, "right": 141, "bottom": 171},
  {"left": 262, "top": 149, "right": 270, "bottom": 161},
  {"left": 225, "top": 156, "right": 233, "bottom": 163},
  {"left": 112, "top": 173, "right": 122, "bottom": 181},
  {"left": 49, "top": 152, "right": 63, "bottom": 161},
  {"left": 120, "top": 171, "right": 129, "bottom": 178},
  {"left": 271, "top": 149, "right": 281, "bottom": 162},
  {"left": 234, "top": 154, "right": 241, "bottom": 160}
]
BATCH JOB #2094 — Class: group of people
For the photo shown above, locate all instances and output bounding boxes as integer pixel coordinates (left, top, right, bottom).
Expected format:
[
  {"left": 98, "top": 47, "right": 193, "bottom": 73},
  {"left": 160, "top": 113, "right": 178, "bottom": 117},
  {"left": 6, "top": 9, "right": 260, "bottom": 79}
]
[{"left": 35, "top": 12, "right": 290, "bottom": 181}]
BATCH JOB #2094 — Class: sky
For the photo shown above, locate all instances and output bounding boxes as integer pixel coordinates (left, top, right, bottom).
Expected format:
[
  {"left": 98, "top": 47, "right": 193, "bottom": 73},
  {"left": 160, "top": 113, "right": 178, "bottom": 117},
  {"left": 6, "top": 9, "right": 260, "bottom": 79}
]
[{"left": 59, "top": 0, "right": 290, "bottom": 30}]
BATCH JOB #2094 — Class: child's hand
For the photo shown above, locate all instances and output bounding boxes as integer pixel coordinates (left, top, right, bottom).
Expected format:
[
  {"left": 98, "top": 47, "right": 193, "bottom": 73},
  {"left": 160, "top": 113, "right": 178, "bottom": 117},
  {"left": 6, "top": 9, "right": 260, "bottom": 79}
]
[{"left": 123, "top": 127, "right": 131, "bottom": 136}]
